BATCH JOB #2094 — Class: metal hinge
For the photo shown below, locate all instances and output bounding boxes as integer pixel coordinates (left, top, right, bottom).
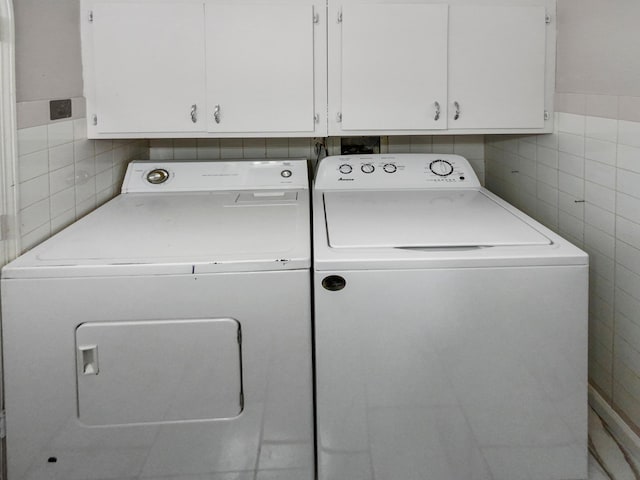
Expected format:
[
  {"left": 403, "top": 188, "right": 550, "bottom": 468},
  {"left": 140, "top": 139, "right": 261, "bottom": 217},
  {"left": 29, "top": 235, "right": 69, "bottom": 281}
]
[
  {"left": 337, "top": 10, "right": 342, "bottom": 23},
  {"left": 89, "top": 11, "right": 94, "bottom": 23},
  {"left": 92, "top": 114, "right": 98, "bottom": 126},
  {"left": 545, "top": 14, "right": 551, "bottom": 24},
  {"left": 336, "top": 112, "right": 342, "bottom": 123},
  {"left": 313, "top": 11, "right": 319, "bottom": 23},
  {"left": 0, "top": 411, "right": 5, "bottom": 439},
  {"left": 544, "top": 111, "right": 550, "bottom": 121},
  {"left": 314, "top": 113, "right": 320, "bottom": 123}
]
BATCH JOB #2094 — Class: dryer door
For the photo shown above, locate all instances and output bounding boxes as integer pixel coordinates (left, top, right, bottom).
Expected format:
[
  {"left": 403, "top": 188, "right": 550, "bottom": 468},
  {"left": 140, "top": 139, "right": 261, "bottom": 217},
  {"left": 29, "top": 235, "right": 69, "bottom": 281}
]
[{"left": 76, "top": 318, "right": 243, "bottom": 426}]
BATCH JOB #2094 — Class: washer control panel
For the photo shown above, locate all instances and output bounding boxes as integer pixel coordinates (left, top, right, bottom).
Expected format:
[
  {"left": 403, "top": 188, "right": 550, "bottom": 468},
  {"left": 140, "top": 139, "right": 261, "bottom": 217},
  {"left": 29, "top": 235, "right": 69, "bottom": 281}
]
[
  {"left": 316, "top": 154, "right": 480, "bottom": 190},
  {"left": 123, "top": 159, "right": 308, "bottom": 193}
]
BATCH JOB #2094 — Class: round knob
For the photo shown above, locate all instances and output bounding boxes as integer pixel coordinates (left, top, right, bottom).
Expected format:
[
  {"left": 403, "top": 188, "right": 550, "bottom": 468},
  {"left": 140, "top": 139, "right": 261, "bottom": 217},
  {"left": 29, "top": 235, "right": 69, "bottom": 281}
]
[
  {"left": 361, "top": 164, "right": 375, "bottom": 174},
  {"left": 281, "top": 169, "right": 292, "bottom": 178},
  {"left": 338, "top": 164, "right": 353, "bottom": 174},
  {"left": 383, "top": 163, "right": 397, "bottom": 173},
  {"left": 146, "top": 168, "right": 170, "bottom": 184},
  {"left": 429, "top": 159, "right": 454, "bottom": 177}
]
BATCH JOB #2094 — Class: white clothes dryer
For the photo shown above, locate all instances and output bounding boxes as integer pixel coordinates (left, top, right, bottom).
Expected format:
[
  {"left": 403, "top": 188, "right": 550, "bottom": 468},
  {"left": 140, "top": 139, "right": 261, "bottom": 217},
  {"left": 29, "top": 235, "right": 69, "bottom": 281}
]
[
  {"left": 2, "top": 160, "right": 313, "bottom": 480},
  {"left": 313, "top": 154, "right": 588, "bottom": 480}
]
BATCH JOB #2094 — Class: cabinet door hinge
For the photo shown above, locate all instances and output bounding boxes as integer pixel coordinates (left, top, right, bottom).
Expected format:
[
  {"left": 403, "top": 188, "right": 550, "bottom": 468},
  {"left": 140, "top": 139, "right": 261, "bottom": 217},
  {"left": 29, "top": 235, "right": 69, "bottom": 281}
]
[
  {"left": 336, "top": 112, "right": 342, "bottom": 123},
  {"left": 545, "top": 14, "right": 551, "bottom": 24},
  {"left": 337, "top": 10, "right": 342, "bottom": 23},
  {"left": 314, "top": 113, "right": 320, "bottom": 123},
  {"left": 92, "top": 114, "right": 98, "bottom": 126},
  {"left": 0, "top": 411, "right": 6, "bottom": 439},
  {"left": 544, "top": 111, "right": 550, "bottom": 121},
  {"left": 313, "top": 11, "right": 319, "bottom": 24},
  {"left": 89, "top": 10, "right": 94, "bottom": 23}
]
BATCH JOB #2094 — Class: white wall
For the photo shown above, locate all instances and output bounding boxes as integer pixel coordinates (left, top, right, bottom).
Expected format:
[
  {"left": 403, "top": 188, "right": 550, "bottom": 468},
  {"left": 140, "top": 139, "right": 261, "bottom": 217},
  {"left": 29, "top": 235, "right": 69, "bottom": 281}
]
[
  {"left": 486, "top": 112, "right": 640, "bottom": 433},
  {"left": 14, "top": 0, "right": 83, "bottom": 102}
]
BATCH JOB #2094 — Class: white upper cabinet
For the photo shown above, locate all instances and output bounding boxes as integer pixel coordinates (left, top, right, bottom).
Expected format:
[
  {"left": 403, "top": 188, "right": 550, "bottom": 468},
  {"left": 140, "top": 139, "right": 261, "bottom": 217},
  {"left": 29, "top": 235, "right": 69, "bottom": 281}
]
[
  {"left": 206, "top": 3, "right": 316, "bottom": 134},
  {"left": 82, "top": 0, "right": 326, "bottom": 138},
  {"left": 337, "top": 4, "right": 448, "bottom": 133},
  {"left": 448, "top": 6, "right": 547, "bottom": 130},
  {"left": 329, "top": 0, "right": 555, "bottom": 136},
  {"left": 82, "top": 0, "right": 555, "bottom": 138},
  {"left": 88, "top": 2, "right": 207, "bottom": 134}
]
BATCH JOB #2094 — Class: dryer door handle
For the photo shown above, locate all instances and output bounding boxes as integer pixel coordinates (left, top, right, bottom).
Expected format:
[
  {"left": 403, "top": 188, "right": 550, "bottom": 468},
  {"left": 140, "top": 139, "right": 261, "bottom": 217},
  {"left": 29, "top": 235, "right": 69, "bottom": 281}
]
[{"left": 79, "top": 344, "right": 99, "bottom": 375}]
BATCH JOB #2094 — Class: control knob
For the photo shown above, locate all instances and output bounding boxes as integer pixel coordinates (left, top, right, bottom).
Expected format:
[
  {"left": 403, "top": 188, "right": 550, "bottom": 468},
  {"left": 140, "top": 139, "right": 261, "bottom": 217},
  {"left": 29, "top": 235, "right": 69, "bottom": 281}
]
[
  {"left": 338, "top": 164, "right": 353, "bottom": 174},
  {"left": 383, "top": 163, "right": 397, "bottom": 173},
  {"left": 361, "top": 163, "right": 375, "bottom": 174},
  {"left": 146, "top": 168, "right": 170, "bottom": 184},
  {"left": 429, "top": 159, "right": 454, "bottom": 177}
]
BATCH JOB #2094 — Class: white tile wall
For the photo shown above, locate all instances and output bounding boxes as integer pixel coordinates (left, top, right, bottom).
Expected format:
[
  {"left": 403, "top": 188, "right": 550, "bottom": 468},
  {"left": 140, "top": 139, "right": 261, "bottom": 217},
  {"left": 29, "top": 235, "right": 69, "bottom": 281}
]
[
  {"left": 149, "top": 135, "right": 487, "bottom": 184},
  {"left": 16, "top": 118, "right": 147, "bottom": 252},
  {"left": 486, "top": 114, "right": 640, "bottom": 431}
]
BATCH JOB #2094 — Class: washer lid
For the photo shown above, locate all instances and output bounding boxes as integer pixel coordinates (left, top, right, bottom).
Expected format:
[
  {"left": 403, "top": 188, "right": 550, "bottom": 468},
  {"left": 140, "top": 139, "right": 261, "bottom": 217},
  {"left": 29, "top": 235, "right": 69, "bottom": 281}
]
[{"left": 324, "top": 189, "right": 551, "bottom": 248}]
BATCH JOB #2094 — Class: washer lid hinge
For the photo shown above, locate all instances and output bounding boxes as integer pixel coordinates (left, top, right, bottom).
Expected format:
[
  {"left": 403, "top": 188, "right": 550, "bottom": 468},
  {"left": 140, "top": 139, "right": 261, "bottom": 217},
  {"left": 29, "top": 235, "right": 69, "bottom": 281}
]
[
  {"left": 313, "top": 10, "right": 319, "bottom": 23},
  {"left": 545, "top": 13, "right": 551, "bottom": 24},
  {"left": 337, "top": 10, "right": 342, "bottom": 23},
  {"left": 89, "top": 10, "right": 94, "bottom": 23},
  {"left": 0, "top": 411, "right": 6, "bottom": 439}
]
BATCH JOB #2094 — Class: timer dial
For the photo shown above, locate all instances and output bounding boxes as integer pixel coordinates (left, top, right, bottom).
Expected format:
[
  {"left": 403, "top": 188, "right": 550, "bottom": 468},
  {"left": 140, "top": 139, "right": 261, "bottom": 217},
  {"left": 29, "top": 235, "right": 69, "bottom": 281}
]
[
  {"left": 338, "top": 164, "right": 353, "bottom": 174},
  {"left": 361, "top": 163, "right": 375, "bottom": 174},
  {"left": 429, "top": 159, "right": 454, "bottom": 177},
  {"left": 383, "top": 163, "right": 397, "bottom": 173}
]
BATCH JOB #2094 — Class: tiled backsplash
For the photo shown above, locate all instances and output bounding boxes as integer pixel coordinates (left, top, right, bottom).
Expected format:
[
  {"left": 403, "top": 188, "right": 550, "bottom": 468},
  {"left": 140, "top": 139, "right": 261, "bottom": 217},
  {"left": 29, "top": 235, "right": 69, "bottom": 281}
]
[
  {"left": 149, "top": 135, "right": 486, "bottom": 184},
  {"left": 16, "top": 103, "right": 147, "bottom": 252},
  {"left": 485, "top": 113, "right": 640, "bottom": 431}
]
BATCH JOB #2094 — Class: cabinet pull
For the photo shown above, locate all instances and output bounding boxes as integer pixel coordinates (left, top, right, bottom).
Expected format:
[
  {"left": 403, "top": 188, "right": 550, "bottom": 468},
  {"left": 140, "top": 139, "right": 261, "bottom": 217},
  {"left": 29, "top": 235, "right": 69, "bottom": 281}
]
[
  {"left": 454, "top": 101, "right": 461, "bottom": 120},
  {"left": 434, "top": 101, "right": 441, "bottom": 121},
  {"left": 190, "top": 104, "right": 198, "bottom": 123},
  {"left": 213, "top": 104, "right": 221, "bottom": 124}
]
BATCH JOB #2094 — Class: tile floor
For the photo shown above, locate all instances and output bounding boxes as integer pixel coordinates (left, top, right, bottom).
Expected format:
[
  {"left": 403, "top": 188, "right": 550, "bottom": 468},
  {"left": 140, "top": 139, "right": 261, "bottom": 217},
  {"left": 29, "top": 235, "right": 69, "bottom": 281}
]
[{"left": 589, "top": 408, "right": 639, "bottom": 479}]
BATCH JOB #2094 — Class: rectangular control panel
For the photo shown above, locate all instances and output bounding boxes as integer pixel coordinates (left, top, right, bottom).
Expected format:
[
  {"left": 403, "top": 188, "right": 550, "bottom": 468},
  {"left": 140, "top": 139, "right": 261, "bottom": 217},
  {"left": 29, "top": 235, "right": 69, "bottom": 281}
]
[
  {"left": 314, "top": 154, "right": 480, "bottom": 190},
  {"left": 122, "top": 159, "right": 309, "bottom": 193}
]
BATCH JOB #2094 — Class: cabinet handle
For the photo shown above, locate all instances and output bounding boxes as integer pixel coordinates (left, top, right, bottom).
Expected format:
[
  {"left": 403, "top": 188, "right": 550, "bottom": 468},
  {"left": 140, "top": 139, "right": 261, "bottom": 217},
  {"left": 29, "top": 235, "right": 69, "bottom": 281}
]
[
  {"left": 190, "top": 104, "right": 198, "bottom": 123},
  {"left": 434, "top": 101, "right": 441, "bottom": 121},
  {"left": 213, "top": 104, "right": 221, "bottom": 124},
  {"left": 454, "top": 101, "right": 461, "bottom": 120}
]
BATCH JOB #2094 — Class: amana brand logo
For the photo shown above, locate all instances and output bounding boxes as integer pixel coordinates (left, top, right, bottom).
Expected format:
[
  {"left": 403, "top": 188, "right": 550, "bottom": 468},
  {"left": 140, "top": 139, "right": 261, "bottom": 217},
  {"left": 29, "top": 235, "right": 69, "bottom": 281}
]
[{"left": 338, "top": 177, "right": 354, "bottom": 181}]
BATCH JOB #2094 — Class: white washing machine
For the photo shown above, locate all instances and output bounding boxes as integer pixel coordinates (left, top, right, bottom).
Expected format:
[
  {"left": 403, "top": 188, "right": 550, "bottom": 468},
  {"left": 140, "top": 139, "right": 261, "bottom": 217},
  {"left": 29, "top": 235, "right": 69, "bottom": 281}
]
[
  {"left": 313, "top": 154, "right": 588, "bottom": 480},
  {"left": 2, "top": 160, "right": 313, "bottom": 480}
]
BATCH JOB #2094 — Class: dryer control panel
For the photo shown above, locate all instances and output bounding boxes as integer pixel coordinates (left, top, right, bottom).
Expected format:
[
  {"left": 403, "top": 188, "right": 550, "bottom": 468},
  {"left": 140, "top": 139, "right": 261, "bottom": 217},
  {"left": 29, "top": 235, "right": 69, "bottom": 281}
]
[
  {"left": 315, "top": 154, "right": 480, "bottom": 190},
  {"left": 122, "top": 159, "right": 309, "bottom": 193}
]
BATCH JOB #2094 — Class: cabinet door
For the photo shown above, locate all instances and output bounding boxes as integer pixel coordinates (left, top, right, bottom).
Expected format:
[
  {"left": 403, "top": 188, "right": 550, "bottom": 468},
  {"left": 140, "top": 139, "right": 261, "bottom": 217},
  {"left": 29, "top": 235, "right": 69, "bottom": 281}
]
[
  {"left": 206, "top": 3, "right": 316, "bottom": 134},
  {"left": 338, "top": 4, "right": 448, "bottom": 131},
  {"left": 449, "top": 6, "right": 547, "bottom": 129},
  {"left": 91, "top": 2, "right": 206, "bottom": 133}
]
